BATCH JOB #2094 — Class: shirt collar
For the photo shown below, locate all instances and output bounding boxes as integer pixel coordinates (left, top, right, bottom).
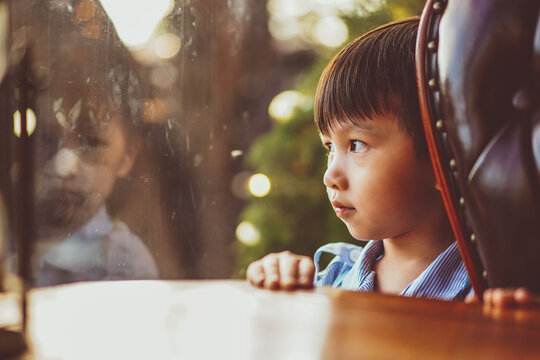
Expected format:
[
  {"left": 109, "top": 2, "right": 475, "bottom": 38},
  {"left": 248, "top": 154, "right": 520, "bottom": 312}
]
[
  {"left": 345, "top": 240, "right": 470, "bottom": 300},
  {"left": 347, "top": 240, "right": 383, "bottom": 291},
  {"left": 39, "top": 206, "right": 113, "bottom": 273}
]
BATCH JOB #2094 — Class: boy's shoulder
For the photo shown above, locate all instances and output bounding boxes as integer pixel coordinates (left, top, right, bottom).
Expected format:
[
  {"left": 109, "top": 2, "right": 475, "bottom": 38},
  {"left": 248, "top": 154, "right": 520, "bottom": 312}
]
[
  {"left": 103, "top": 220, "right": 159, "bottom": 279},
  {"left": 39, "top": 208, "right": 158, "bottom": 284}
]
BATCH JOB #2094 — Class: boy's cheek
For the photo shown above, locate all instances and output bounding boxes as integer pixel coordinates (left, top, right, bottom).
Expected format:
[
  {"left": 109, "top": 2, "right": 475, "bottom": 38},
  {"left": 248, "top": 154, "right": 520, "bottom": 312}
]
[{"left": 81, "top": 164, "right": 118, "bottom": 195}]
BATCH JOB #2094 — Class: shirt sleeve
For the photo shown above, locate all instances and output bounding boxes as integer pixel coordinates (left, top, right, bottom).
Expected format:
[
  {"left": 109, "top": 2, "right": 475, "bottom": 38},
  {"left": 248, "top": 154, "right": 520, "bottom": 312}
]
[{"left": 313, "top": 242, "right": 363, "bottom": 287}]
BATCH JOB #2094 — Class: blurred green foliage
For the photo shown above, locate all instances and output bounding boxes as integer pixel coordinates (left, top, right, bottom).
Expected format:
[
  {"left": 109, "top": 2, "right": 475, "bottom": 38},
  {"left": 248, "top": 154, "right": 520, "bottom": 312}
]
[{"left": 233, "top": 0, "right": 425, "bottom": 277}]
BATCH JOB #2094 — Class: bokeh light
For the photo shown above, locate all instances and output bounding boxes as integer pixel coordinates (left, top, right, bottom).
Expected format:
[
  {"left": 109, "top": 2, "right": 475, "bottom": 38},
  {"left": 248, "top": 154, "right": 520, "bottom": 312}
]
[
  {"left": 154, "top": 33, "right": 181, "bottom": 59},
  {"left": 150, "top": 62, "right": 178, "bottom": 88},
  {"left": 313, "top": 16, "right": 348, "bottom": 47},
  {"left": 99, "top": 0, "right": 174, "bottom": 48},
  {"left": 267, "top": 0, "right": 312, "bottom": 19},
  {"left": 268, "top": 90, "right": 312, "bottom": 123},
  {"left": 236, "top": 222, "right": 261, "bottom": 246},
  {"left": 312, "top": 0, "right": 356, "bottom": 14},
  {"left": 268, "top": 18, "right": 300, "bottom": 41},
  {"left": 13, "top": 108, "right": 37, "bottom": 137},
  {"left": 248, "top": 173, "right": 271, "bottom": 197},
  {"left": 230, "top": 150, "right": 244, "bottom": 159}
]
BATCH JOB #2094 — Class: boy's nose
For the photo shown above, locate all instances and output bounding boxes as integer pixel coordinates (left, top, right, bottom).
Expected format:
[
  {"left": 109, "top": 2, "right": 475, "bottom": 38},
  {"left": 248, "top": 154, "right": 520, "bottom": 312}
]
[
  {"left": 49, "top": 148, "right": 79, "bottom": 178},
  {"left": 323, "top": 159, "right": 348, "bottom": 191}
]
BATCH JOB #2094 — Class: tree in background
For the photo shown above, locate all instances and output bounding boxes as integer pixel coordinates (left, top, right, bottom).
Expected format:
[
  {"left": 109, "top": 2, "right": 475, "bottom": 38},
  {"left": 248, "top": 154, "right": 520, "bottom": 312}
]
[{"left": 234, "top": 0, "right": 425, "bottom": 276}]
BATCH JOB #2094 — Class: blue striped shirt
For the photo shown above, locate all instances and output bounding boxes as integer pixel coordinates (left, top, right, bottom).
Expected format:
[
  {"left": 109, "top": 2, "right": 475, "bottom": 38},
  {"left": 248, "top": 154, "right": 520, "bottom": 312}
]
[{"left": 314, "top": 240, "right": 472, "bottom": 301}]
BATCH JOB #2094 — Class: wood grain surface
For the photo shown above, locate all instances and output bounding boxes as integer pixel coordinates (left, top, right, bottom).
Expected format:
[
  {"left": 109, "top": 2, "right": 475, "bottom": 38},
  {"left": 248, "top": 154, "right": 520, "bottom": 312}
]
[{"left": 13, "top": 280, "right": 540, "bottom": 360}]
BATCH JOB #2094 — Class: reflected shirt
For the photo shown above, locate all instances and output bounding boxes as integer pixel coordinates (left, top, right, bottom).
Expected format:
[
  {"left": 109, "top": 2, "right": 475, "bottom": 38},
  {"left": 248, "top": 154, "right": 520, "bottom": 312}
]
[
  {"left": 38, "top": 207, "right": 158, "bottom": 287},
  {"left": 313, "top": 241, "right": 472, "bottom": 301}
]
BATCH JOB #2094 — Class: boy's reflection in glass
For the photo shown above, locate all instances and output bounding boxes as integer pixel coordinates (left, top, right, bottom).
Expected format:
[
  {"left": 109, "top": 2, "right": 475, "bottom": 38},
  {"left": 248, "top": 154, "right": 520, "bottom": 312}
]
[{"left": 32, "top": 37, "right": 158, "bottom": 286}]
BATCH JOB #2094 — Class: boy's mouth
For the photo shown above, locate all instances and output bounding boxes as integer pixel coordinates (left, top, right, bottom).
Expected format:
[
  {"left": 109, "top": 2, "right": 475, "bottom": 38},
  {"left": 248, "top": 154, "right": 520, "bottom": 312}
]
[{"left": 331, "top": 201, "right": 355, "bottom": 218}]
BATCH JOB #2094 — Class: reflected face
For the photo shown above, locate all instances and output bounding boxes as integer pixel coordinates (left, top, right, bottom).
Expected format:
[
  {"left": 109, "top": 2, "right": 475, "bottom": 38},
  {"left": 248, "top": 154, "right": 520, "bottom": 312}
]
[
  {"left": 320, "top": 113, "right": 439, "bottom": 241},
  {"left": 34, "top": 97, "right": 136, "bottom": 238}
]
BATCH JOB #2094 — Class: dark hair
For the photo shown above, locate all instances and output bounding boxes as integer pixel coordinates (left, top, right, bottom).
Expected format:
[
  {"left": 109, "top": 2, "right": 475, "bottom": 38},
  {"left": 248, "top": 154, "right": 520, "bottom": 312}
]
[
  {"left": 29, "top": 0, "right": 147, "bottom": 133},
  {"left": 314, "top": 17, "right": 427, "bottom": 157}
]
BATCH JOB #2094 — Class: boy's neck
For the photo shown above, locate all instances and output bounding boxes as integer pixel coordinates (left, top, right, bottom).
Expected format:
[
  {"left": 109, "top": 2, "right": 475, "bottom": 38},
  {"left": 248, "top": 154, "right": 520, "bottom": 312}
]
[{"left": 374, "top": 205, "right": 454, "bottom": 294}]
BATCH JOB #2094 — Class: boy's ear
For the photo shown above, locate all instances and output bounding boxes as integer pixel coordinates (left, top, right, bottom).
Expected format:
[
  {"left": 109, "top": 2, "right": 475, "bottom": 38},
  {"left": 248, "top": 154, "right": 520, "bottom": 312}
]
[{"left": 116, "top": 137, "right": 142, "bottom": 178}]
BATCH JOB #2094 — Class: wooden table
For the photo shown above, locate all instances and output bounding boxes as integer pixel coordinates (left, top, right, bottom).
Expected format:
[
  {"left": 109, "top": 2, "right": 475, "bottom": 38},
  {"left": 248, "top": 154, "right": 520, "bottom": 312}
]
[{"left": 13, "top": 280, "right": 540, "bottom": 359}]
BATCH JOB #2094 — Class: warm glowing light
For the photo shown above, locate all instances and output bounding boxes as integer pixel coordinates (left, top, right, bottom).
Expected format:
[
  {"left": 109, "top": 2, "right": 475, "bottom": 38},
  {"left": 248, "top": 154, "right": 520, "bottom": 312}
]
[
  {"left": 99, "top": 0, "right": 174, "bottom": 48},
  {"left": 236, "top": 222, "right": 261, "bottom": 246},
  {"left": 313, "top": 16, "right": 348, "bottom": 47},
  {"left": 154, "top": 33, "right": 181, "bottom": 59},
  {"left": 248, "top": 173, "right": 271, "bottom": 197},
  {"left": 268, "top": 18, "right": 300, "bottom": 41},
  {"left": 13, "top": 108, "right": 37, "bottom": 137},
  {"left": 312, "top": 0, "right": 356, "bottom": 13},
  {"left": 230, "top": 150, "right": 243, "bottom": 159},
  {"left": 267, "top": 0, "right": 311, "bottom": 18},
  {"left": 268, "top": 90, "right": 311, "bottom": 123}
]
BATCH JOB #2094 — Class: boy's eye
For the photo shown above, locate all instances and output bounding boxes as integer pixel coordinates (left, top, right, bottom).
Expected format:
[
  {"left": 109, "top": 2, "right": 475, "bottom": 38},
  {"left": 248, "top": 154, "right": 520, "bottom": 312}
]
[
  {"left": 78, "top": 134, "right": 107, "bottom": 148},
  {"left": 350, "top": 140, "right": 367, "bottom": 153}
]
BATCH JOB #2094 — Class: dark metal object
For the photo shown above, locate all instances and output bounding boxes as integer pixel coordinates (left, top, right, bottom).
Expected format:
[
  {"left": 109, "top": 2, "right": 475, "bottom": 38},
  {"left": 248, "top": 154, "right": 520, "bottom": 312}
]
[{"left": 417, "top": 0, "right": 540, "bottom": 295}]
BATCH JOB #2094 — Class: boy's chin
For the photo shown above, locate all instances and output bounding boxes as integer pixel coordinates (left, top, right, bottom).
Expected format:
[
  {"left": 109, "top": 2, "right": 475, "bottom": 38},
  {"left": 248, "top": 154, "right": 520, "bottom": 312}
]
[
  {"left": 346, "top": 225, "right": 372, "bottom": 242},
  {"left": 36, "top": 201, "right": 95, "bottom": 239}
]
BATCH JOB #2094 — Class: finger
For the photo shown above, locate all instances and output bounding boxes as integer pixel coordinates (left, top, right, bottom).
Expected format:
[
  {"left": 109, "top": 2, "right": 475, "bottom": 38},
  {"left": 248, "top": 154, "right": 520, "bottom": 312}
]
[
  {"left": 492, "top": 288, "right": 516, "bottom": 309},
  {"left": 278, "top": 253, "right": 299, "bottom": 290},
  {"left": 514, "top": 288, "right": 536, "bottom": 307},
  {"left": 246, "top": 261, "right": 265, "bottom": 288},
  {"left": 262, "top": 255, "right": 280, "bottom": 290},
  {"left": 483, "top": 288, "right": 494, "bottom": 306},
  {"left": 297, "top": 257, "right": 315, "bottom": 288},
  {"left": 465, "top": 293, "right": 478, "bottom": 304}
]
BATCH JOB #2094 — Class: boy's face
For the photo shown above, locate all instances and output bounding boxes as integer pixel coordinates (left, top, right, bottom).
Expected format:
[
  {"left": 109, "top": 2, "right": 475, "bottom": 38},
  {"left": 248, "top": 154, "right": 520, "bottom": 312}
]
[
  {"left": 34, "top": 96, "right": 138, "bottom": 238},
  {"left": 320, "top": 112, "right": 440, "bottom": 241}
]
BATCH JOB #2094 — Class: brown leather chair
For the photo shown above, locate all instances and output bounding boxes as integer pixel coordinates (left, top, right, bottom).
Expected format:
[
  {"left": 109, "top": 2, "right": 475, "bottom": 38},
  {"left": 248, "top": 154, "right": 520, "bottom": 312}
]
[{"left": 416, "top": 0, "right": 540, "bottom": 295}]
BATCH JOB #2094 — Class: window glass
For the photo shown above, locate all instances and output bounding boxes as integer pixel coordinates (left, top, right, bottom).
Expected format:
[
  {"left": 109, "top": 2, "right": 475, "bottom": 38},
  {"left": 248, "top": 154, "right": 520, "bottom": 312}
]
[{"left": 1, "top": 0, "right": 424, "bottom": 287}]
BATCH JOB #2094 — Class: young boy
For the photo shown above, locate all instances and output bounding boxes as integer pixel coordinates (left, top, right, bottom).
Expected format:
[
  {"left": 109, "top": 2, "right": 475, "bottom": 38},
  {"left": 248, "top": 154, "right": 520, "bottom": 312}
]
[
  {"left": 31, "top": 12, "right": 158, "bottom": 286},
  {"left": 246, "top": 18, "right": 535, "bottom": 306}
]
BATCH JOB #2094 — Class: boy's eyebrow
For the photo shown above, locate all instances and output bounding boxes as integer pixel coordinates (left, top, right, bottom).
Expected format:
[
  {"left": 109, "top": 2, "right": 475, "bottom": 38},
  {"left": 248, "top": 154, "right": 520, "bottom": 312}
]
[
  {"left": 340, "top": 117, "right": 382, "bottom": 137},
  {"left": 319, "top": 122, "right": 381, "bottom": 142},
  {"left": 348, "top": 119, "right": 377, "bottom": 133}
]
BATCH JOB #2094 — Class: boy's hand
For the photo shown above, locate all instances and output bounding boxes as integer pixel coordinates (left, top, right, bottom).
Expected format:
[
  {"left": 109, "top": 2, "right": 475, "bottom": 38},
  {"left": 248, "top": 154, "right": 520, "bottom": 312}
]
[
  {"left": 246, "top": 251, "right": 315, "bottom": 290},
  {"left": 466, "top": 288, "right": 538, "bottom": 309},
  {"left": 483, "top": 288, "right": 538, "bottom": 309}
]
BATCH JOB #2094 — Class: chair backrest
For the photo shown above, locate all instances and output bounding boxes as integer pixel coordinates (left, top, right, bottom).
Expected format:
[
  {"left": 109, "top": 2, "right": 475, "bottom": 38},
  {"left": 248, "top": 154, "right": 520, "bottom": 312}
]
[{"left": 416, "top": 0, "right": 540, "bottom": 295}]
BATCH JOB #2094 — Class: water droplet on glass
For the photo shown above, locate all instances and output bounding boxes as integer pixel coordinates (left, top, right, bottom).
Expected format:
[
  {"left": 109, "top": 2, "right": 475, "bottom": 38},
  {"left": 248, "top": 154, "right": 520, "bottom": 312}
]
[{"left": 193, "top": 154, "right": 203, "bottom": 167}]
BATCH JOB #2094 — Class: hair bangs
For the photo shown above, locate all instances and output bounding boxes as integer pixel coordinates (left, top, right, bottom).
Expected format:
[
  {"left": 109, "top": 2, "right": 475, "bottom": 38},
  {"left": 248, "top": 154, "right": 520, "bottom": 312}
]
[
  {"left": 314, "top": 18, "right": 423, "bottom": 154},
  {"left": 314, "top": 49, "right": 393, "bottom": 136}
]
